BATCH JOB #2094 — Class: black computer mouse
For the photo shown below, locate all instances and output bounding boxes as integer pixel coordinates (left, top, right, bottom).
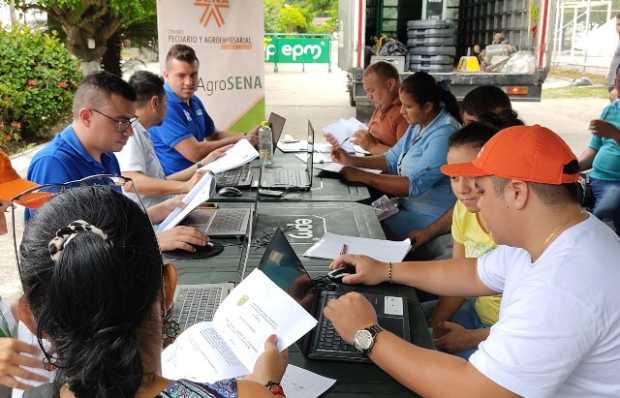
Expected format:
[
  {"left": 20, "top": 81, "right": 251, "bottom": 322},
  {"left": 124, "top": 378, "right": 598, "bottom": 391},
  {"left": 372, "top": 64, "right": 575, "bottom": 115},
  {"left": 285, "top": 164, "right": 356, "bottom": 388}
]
[
  {"left": 326, "top": 265, "right": 357, "bottom": 283},
  {"left": 218, "top": 186, "right": 243, "bottom": 197},
  {"left": 165, "top": 241, "right": 223, "bottom": 259}
]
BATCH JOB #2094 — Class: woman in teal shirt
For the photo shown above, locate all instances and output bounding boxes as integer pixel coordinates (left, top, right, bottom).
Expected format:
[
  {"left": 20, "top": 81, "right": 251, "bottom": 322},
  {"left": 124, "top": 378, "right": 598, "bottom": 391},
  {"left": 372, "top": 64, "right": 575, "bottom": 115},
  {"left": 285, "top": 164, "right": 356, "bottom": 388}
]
[
  {"left": 579, "top": 66, "right": 620, "bottom": 234},
  {"left": 332, "top": 72, "right": 461, "bottom": 239}
]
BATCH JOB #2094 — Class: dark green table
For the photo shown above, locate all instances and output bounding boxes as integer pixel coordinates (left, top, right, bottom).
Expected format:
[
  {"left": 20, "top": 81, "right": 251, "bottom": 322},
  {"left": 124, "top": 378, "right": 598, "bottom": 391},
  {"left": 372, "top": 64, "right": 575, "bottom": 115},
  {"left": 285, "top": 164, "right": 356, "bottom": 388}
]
[{"left": 165, "top": 202, "right": 430, "bottom": 397}]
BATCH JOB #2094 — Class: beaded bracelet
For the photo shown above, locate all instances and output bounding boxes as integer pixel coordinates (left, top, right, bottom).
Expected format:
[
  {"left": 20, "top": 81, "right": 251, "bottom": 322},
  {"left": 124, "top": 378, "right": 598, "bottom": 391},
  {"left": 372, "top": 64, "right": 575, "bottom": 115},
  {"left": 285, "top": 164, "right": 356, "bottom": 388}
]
[{"left": 387, "top": 262, "right": 393, "bottom": 284}]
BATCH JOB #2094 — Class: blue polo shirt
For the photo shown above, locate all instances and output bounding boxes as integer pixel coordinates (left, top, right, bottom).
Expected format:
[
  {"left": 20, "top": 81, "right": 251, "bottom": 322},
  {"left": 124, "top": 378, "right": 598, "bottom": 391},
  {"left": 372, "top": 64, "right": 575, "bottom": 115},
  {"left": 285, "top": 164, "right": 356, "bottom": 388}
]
[
  {"left": 26, "top": 125, "right": 120, "bottom": 218},
  {"left": 149, "top": 84, "right": 216, "bottom": 175}
]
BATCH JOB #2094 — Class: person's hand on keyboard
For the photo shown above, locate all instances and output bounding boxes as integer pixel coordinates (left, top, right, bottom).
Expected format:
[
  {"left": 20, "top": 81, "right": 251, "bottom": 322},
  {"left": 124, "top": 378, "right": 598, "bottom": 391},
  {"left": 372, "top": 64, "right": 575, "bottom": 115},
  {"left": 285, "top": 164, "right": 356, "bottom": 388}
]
[
  {"left": 329, "top": 254, "right": 388, "bottom": 286},
  {"left": 323, "top": 292, "right": 378, "bottom": 344}
]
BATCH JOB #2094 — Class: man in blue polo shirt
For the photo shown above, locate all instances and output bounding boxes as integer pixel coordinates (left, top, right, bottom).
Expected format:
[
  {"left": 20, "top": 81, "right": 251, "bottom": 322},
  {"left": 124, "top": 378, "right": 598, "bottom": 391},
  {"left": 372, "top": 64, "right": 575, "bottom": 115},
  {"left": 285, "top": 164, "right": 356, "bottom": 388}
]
[
  {"left": 150, "top": 44, "right": 257, "bottom": 175},
  {"left": 27, "top": 72, "right": 209, "bottom": 253}
]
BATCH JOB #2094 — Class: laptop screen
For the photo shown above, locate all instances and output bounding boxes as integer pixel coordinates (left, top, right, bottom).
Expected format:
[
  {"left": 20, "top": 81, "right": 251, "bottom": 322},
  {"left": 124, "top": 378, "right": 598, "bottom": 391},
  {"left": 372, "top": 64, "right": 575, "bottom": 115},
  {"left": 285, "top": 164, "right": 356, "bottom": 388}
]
[
  {"left": 258, "top": 229, "right": 316, "bottom": 312},
  {"left": 268, "top": 112, "right": 286, "bottom": 154},
  {"left": 307, "top": 121, "right": 314, "bottom": 183}
]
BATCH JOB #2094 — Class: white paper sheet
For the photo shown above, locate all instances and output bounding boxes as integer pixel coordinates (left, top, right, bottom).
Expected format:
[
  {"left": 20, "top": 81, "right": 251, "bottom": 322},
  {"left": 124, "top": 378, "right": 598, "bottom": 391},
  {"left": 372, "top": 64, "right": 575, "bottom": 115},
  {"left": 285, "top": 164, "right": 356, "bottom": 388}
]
[
  {"left": 314, "top": 163, "right": 382, "bottom": 175},
  {"left": 213, "top": 270, "right": 318, "bottom": 372},
  {"left": 304, "top": 232, "right": 412, "bottom": 262},
  {"left": 199, "top": 139, "right": 259, "bottom": 174},
  {"left": 321, "top": 118, "right": 368, "bottom": 153},
  {"left": 278, "top": 140, "right": 308, "bottom": 153},
  {"left": 156, "top": 172, "right": 216, "bottom": 232},
  {"left": 162, "top": 270, "right": 317, "bottom": 384},
  {"left": 11, "top": 323, "right": 54, "bottom": 398},
  {"left": 161, "top": 322, "right": 249, "bottom": 383},
  {"left": 281, "top": 365, "right": 337, "bottom": 398},
  {"left": 295, "top": 152, "right": 330, "bottom": 164}
]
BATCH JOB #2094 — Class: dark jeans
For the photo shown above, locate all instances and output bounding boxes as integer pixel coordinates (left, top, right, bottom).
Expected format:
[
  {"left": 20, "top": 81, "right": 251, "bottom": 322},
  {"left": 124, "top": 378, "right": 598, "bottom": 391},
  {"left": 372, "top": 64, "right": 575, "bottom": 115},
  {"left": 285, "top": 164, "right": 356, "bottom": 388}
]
[{"left": 591, "top": 178, "right": 620, "bottom": 234}]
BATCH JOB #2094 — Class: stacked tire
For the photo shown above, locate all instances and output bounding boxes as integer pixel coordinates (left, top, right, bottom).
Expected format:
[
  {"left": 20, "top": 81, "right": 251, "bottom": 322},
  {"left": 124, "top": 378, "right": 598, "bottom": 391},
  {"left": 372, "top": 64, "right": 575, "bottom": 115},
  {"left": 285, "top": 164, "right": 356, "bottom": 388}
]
[{"left": 407, "top": 20, "right": 456, "bottom": 73}]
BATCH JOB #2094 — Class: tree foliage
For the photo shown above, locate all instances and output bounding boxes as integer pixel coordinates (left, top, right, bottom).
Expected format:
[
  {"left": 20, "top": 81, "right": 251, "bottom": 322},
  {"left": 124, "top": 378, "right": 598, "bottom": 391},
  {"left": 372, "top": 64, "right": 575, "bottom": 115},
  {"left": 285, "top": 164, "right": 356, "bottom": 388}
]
[
  {"left": 9, "top": 0, "right": 156, "bottom": 66},
  {"left": 265, "top": 0, "right": 338, "bottom": 34},
  {"left": 0, "top": 25, "right": 81, "bottom": 149}
]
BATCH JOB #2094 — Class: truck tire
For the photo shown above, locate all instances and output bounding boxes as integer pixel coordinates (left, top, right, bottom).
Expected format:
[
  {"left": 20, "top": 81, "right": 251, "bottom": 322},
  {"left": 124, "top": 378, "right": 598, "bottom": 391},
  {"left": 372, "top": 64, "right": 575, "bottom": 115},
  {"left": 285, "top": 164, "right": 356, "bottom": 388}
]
[
  {"left": 407, "top": 37, "right": 456, "bottom": 47},
  {"left": 409, "top": 46, "right": 456, "bottom": 56},
  {"left": 407, "top": 27, "right": 456, "bottom": 38},
  {"left": 408, "top": 54, "right": 454, "bottom": 65},
  {"left": 409, "top": 63, "right": 454, "bottom": 73},
  {"left": 406, "top": 20, "right": 453, "bottom": 30}
]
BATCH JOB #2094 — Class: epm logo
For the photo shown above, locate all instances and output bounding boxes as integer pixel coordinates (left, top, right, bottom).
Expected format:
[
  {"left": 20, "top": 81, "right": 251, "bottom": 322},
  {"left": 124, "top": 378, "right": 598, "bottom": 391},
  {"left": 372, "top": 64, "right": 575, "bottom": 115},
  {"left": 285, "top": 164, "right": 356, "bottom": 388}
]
[{"left": 194, "top": 0, "right": 229, "bottom": 28}]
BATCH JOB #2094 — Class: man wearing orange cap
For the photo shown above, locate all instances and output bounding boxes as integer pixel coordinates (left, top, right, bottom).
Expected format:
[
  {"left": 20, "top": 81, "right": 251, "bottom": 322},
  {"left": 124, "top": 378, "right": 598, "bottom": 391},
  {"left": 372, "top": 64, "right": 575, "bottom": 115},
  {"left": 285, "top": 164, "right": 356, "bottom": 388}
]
[
  {"left": 322, "top": 125, "right": 620, "bottom": 397},
  {"left": 0, "top": 151, "right": 47, "bottom": 393}
]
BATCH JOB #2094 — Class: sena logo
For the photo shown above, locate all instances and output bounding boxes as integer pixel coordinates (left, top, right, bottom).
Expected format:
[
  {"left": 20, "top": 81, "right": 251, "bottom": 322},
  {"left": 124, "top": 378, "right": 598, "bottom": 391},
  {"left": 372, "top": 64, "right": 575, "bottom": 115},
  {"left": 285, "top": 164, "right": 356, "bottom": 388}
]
[{"left": 194, "top": 0, "right": 229, "bottom": 28}]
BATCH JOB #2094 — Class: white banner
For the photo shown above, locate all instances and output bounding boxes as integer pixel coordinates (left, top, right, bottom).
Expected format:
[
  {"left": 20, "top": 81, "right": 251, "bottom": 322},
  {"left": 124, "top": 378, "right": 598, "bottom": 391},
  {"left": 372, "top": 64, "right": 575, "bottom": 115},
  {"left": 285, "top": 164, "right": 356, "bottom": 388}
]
[{"left": 156, "top": 0, "right": 265, "bottom": 132}]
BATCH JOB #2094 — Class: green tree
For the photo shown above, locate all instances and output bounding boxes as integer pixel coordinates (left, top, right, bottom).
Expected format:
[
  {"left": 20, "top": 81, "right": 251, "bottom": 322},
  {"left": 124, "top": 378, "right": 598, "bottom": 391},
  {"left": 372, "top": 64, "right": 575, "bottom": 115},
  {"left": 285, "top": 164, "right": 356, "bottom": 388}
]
[
  {"left": 265, "top": 0, "right": 284, "bottom": 33},
  {"left": 10, "top": 0, "right": 156, "bottom": 74},
  {"left": 277, "top": 4, "right": 307, "bottom": 33}
]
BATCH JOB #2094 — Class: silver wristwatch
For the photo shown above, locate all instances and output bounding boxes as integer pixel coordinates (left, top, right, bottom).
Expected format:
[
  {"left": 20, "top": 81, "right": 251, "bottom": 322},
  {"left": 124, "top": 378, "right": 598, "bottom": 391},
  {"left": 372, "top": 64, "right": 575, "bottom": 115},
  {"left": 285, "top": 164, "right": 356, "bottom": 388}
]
[{"left": 353, "top": 324, "right": 383, "bottom": 356}]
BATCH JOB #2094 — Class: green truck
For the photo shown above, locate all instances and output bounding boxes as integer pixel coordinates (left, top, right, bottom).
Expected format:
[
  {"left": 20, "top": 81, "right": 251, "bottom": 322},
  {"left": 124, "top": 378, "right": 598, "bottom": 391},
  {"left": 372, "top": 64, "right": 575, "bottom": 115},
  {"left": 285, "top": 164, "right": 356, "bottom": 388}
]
[{"left": 338, "top": 0, "right": 556, "bottom": 118}]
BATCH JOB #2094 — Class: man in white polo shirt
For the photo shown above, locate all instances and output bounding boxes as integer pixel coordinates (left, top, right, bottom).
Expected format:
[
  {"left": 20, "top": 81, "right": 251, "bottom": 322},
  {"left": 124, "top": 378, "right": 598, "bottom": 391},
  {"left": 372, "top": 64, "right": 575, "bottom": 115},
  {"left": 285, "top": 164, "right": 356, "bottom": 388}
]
[
  {"left": 323, "top": 125, "right": 620, "bottom": 397},
  {"left": 118, "top": 71, "right": 226, "bottom": 208}
]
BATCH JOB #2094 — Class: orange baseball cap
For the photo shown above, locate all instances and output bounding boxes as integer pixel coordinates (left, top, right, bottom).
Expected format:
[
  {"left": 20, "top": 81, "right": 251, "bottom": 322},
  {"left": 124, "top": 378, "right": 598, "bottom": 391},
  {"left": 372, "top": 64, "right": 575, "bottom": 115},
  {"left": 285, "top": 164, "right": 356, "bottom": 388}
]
[
  {"left": 0, "top": 151, "right": 38, "bottom": 204},
  {"left": 441, "top": 125, "right": 580, "bottom": 185}
]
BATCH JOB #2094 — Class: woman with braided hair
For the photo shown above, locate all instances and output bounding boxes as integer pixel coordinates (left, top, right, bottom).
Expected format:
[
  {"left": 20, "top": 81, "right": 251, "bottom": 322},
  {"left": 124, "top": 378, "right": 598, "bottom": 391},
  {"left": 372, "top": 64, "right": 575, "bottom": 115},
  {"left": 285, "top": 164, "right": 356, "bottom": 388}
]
[{"left": 17, "top": 187, "right": 288, "bottom": 398}]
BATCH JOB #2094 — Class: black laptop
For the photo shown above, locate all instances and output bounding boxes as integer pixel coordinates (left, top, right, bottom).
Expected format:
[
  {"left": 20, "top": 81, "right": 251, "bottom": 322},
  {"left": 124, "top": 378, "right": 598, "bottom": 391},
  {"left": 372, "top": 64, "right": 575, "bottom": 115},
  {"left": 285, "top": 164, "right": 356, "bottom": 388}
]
[
  {"left": 260, "top": 121, "right": 314, "bottom": 191},
  {"left": 258, "top": 228, "right": 412, "bottom": 362},
  {"left": 215, "top": 112, "right": 286, "bottom": 188}
]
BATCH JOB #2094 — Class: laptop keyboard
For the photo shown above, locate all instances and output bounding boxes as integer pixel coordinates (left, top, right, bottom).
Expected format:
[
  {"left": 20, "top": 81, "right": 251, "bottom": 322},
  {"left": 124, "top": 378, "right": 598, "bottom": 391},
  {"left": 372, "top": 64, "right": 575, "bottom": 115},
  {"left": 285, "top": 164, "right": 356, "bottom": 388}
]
[
  {"left": 317, "top": 319, "right": 356, "bottom": 352},
  {"left": 174, "top": 286, "right": 225, "bottom": 331},
  {"left": 216, "top": 164, "right": 251, "bottom": 186},
  {"left": 274, "top": 168, "right": 304, "bottom": 186},
  {"left": 208, "top": 209, "right": 248, "bottom": 235}
]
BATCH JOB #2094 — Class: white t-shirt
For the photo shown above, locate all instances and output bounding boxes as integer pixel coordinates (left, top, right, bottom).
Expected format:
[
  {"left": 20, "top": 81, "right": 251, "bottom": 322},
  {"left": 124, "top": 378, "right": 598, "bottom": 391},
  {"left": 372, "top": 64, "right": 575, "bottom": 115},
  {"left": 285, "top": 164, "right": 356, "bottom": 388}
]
[
  {"left": 117, "top": 121, "right": 171, "bottom": 208},
  {"left": 470, "top": 215, "right": 620, "bottom": 398}
]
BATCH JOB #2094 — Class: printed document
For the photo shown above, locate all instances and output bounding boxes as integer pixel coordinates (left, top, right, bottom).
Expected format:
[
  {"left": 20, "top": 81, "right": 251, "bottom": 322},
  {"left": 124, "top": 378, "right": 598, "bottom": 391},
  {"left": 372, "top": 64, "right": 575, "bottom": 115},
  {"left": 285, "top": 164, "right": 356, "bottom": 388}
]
[
  {"left": 304, "top": 232, "right": 411, "bottom": 262},
  {"left": 199, "top": 139, "right": 258, "bottom": 174},
  {"left": 156, "top": 172, "right": 216, "bottom": 232},
  {"left": 315, "top": 163, "right": 382, "bottom": 175},
  {"left": 321, "top": 118, "right": 368, "bottom": 153},
  {"left": 162, "top": 269, "right": 317, "bottom": 383}
]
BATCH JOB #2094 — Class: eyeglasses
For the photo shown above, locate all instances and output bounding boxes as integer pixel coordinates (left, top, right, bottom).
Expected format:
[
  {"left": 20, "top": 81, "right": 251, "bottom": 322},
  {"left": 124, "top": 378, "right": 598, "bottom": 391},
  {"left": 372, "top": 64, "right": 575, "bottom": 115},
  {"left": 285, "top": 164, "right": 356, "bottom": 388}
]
[
  {"left": 91, "top": 109, "right": 137, "bottom": 133},
  {"left": 9, "top": 174, "right": 158, "bottom": 271}
]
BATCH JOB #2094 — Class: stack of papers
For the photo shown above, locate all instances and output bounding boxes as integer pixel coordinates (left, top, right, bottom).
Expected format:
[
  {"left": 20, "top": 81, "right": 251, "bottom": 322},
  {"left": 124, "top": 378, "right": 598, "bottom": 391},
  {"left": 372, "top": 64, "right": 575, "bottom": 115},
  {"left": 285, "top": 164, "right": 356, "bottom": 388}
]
[
  {"left": 162, "top": 269, "right": 317, "bottom": 383},
  {"left": 278, "top": 140, "right": 308, "bottom": 153},
  {"left": 156, "top": 172, "right": 216, "bottom": 232},
  {"left": 314, "top": 163, "right": 382, "bottom": 175},
  {"left": 199, "top": 139, "right": 258, "bottom": 174},
  {"left": 278, "top": 141, "right": 332, "bottom": 153},
  {"left": 295, "top": 152, "right": 330, "bottom": 164},
  {"left": 321, "top": 118, "right": 370, "bottom": 154},
  {"left": 304, "top": 232, "right": 411, "bottom": 262}
]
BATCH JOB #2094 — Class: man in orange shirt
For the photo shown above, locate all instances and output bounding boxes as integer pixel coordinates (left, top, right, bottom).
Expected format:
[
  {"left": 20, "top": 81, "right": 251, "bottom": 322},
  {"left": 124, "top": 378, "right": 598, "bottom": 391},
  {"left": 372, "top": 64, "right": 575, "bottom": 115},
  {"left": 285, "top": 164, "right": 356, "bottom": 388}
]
[{"left": 328, "top": 62, "right": 408, "bottom": 155}]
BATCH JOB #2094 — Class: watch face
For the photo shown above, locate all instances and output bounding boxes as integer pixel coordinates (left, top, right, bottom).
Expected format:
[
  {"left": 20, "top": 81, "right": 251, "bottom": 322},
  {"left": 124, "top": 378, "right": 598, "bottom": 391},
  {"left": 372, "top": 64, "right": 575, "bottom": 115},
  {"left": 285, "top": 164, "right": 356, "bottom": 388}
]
[{"left": 353, "top": 329, "right": 373, "bottom": 352}]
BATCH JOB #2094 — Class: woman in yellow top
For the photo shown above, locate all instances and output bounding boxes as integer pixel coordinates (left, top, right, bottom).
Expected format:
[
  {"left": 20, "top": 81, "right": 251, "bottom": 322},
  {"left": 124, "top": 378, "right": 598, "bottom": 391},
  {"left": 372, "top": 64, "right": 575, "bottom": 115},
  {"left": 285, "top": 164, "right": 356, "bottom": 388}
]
[{"left": 422, "top": 123, "right": 502, "bottom": 359}]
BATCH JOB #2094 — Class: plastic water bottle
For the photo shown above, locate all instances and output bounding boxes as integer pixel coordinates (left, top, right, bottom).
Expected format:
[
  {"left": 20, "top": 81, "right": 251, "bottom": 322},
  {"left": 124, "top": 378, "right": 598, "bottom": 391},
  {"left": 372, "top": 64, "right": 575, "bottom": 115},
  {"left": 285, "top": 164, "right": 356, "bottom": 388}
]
[{"left": 258, "top": 121, "right": 273, "bottom": 166}]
